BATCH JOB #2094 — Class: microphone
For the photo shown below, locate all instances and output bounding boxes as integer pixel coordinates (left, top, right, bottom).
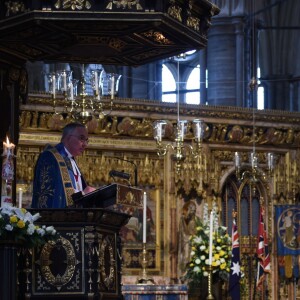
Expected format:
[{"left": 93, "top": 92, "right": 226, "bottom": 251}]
[
  {"left": 109, "top": 170, "right": 131, "bottom": 180},
  {"left": 114, "top": 157, "right": 138, "bottom": 186}
]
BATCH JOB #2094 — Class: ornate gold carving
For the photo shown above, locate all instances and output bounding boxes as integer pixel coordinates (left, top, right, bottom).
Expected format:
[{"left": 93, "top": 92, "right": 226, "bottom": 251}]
[
  {"left": 141, "top": 30, "right": 174, "bottom": 45},
  {"left": 38, "top": 237, "right": 77, "bottom": 289},
  {"left": 175, "top": 152, "right": 209, "bottom": 197},
  {"left": 76, "top": 36, "right": 127, "bottom": 51},
  {"left": 98, "top": 236, "right": 115, "bottom": 290},
  {"left": 115, "top": 185, "right": 143, "bottom": 207},
  {"left": 187, "top": 16, "right": 200, "bottom": 31},
  {"left": 168, "top": 1, "right": 182, "bottom": 22},
  {"left": 55, "top": 0, "right": 91, "bottom": 10},
  {"left": 106, "top": 0, "right": 143, "bottom": 10},
  {"left": 5, "top": 1, "right": 26, "bottom": 16}
]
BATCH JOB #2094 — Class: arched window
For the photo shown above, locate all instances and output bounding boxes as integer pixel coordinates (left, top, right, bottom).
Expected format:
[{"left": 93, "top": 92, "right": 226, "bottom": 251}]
[
  {"left": 186, "top": 64, "right": 200, "bottom": 104},
  {"left": 162, "top": 64, "right": 176, "bottom": 103}
]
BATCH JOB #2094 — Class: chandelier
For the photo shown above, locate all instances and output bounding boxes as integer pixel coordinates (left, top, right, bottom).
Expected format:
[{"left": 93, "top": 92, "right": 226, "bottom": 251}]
[
  {"left": 234, "top": 151, "right": 275, "bottom": 183},
  {"left": 46, "top": 64, "right": 121, "bottom": 123},
  {"left": 234, "top": 74, "right": 275, "bottom": 183},
  {"left": 232, "top": 0, "right": 278, "bottom": 184},
  {"left": 153, "top": 59, "right": 204, "bottom": 174}
]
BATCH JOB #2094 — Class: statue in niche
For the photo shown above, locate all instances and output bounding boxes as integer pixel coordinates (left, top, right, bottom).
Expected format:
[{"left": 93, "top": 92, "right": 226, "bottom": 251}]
[
  {"left": 39, "top": 113, "right": 48, "bottom": 129},
  {"left": 177, "top": 199, "right": 200, "bottom": 281},
  {"left": 23, "top": 111, "right": 32, "bottom": 128},
  {"left": 31, "top": 111, "right": 38, "bottom": 128},
  {"left": 111, "top": 116, "right": 118, "bottom": 134},
  {"left": 19, "top": 111, "right": 26, "bottom": 128},
  {"left": 134, "top": 118, "right": 153, "bottom": 137}
]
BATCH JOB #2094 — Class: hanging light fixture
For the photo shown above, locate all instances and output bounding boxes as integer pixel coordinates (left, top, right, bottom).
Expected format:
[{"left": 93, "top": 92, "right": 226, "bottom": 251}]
[
  {"left": 234, "top": 11, "right": 275, "bottom": 183},
  {"left": 234, "top": 151, "right": 275, "bottom": 183},
  {"left": 153, "top": 59, "right": 204, "bottom": 174},
  {"left": 234, "top": 80, "right": 275, "bottom": 182},
  {"left": 46, "top": 64, "right": 122, "bottom": 123}
]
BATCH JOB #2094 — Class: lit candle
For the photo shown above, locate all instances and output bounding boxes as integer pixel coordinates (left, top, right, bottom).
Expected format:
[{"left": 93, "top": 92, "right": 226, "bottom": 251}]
[
  {"left": 18, "top": 188, "right": 23, "bottom": 208},
  {"left": 69, "top": 82, "right": 74, "bottom": 100},
  {"left": 208, "top": 211, "right": 214, "bottom": 265},
  {"left": 194, "top": 120, "right": 202, "bottom": 141},
  {"left": 1, "top": 136, "right": 15, "bottom": 207},
  {"left": 63, "top": 71, "right": 67, "bottom": 91},
  {"left": 111, "top": 75, "right": 115, "bottom": 100},
  {"left": 94, "top": 71, "right": 99, "bottom": 95},
  {"left": 267, "top": 152, "right": 274, "bottom": 171},
  {"left": 156, "top": 123, "right": 162, "bottom": 142},
  {"left": 52, "top": 75, "right": 56, "bottom": 98},
  {"left": 3, "top": 136, "right": 15, "bottom": 157},
  {"left": 143, "top": 191, "right": 147, "bottom": 243},
  {"left": 234, "top": 152, "right": 240, "bottom": 167}
]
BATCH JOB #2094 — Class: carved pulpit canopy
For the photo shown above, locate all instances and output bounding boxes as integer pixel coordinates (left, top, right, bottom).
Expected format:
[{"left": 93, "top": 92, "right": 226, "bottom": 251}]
[{"left": 0, "top": 0, "right": 220, "bottom": 66}]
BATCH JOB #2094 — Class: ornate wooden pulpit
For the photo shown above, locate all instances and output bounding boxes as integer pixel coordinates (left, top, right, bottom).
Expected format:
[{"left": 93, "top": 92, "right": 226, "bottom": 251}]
[{"left": 18, "top": 184, "right": 143, "bottom": 300}]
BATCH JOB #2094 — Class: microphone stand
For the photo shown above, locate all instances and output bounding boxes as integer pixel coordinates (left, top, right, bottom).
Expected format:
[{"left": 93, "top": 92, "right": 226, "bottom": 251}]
[{"left": 114, "top": 157, "right": 138, "bottom": 186}]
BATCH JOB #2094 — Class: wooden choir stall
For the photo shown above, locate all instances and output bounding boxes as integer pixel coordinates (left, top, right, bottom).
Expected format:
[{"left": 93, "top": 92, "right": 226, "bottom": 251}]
[{"left": 17, "top": 184, "right": 143, "bottom": 300}]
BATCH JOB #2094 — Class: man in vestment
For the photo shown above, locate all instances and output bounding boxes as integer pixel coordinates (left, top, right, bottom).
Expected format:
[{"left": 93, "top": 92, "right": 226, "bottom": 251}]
[{"left": 31, "top": 122, "right": 95, "bottom": 208}]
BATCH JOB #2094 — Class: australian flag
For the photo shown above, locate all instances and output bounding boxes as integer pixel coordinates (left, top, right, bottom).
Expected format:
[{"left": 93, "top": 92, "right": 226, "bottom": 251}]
[{"left": 228, "top": 217, "right": 241, "bottom": 299}]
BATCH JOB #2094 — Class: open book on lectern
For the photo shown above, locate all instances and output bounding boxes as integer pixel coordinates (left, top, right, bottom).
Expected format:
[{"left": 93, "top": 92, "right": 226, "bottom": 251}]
[{"left": 72, "top": 183, "right": 143, "bottom": 210}]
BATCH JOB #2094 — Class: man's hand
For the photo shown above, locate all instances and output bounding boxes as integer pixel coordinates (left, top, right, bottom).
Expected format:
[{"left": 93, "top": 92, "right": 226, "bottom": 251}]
[{"left": 83, "top": 186, "right": 96, "bottom": 194}]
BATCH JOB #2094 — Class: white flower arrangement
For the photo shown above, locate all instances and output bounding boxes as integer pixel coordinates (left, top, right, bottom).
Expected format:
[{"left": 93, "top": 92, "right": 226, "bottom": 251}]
[
  {"left": 185, "top": 219, "right": 232, "bottom": 284},
  {"left": 0, "top": 205, "right": 58, "bottom": 248}
]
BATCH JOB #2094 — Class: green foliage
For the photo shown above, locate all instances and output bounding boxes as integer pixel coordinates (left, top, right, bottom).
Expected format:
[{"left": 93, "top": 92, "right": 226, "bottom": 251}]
[
  {"left": 0, "top": 205, "right": 59, "bottom": 248},
  {"left": 185, "top": 219, "right": 232, "bottom": 285}
]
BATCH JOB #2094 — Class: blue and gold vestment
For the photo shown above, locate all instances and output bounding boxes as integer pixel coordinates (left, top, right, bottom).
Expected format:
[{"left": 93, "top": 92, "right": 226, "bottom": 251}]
[{"left": 31, "top": 143, "right": 87, "bottom": 208}]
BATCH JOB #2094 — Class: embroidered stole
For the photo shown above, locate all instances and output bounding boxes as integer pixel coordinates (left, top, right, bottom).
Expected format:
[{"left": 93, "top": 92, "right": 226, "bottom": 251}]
[{"left": 46, "top": 146, "right": 75, "bottom": 206}]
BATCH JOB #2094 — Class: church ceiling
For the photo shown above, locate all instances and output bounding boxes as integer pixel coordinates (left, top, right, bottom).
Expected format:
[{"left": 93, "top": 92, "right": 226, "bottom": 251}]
[{"left": 0, "top": 1, "right": 220, "bottom": 66}]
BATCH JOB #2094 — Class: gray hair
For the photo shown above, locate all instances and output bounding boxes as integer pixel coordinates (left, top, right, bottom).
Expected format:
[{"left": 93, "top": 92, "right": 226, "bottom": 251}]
[{"left": 61, "top": 122, "right": 85, "bottom": 140}]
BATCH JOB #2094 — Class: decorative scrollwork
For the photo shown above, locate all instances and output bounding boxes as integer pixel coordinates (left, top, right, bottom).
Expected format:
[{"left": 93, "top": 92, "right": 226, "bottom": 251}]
[
  {"left": 141, "top": 30, "right": 173, "bottom": 45},
  {"left": 168, "top": 1, "right": 182, "bottom": 22},
  {"left": 106, "top": 0, "right": 143, "bottom": 10},
  {"left": 55, "top": 0, "right": 91, "bottom": 10},
  {"left": 38, "top": 237, "right": 77, "bottom": 289},
  {"left": 99, "top": 236, "right": 115, "bottom": 290},
  {"left": 187, "top": 16, "right": 200, "bottom": 31},
  {"left": 5, "top": 1, "right": 26, "bottom": 17}
]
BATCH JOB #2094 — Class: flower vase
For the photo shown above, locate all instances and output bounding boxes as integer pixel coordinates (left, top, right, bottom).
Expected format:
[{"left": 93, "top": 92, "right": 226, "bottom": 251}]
[{"left": 0, "top": 241, "right": 19, "bottom": 300}]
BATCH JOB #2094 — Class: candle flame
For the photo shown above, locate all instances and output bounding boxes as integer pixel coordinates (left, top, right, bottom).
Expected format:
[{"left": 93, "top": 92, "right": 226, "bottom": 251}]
[{"left": 6, "top": 136, "right": 9, "bottom": 145}]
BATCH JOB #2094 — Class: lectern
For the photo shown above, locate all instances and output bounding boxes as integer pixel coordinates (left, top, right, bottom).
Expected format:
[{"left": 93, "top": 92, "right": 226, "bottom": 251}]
[{"left": 18, "top": 184, "right": 143, "bottom": 300}]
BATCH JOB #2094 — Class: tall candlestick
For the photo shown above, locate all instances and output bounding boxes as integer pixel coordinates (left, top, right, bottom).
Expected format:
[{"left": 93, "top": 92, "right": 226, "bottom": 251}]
[
  {"left": 94, "top": 71, "right": 99, "bottom": 95},
  {"left": 208, "top": 211, "right": 214, "bottom": 265},
  {"left": 52, "top": 75, "right": 56, "bottom": 98},
  {"left": 63, "top": 71, "right": 67, "bottom": 91},
  {"left": 18, "top": 188, "right": 23, "bottom": 208},
  {"left": 111, "top": 75, "right": 115, "bottom": 100},
  {"left": 234, "top": 152, "right": 240, "bottom": 167},
  {"left": 156, "top": 123, "right": 162, "bottom": 142},
  {"left": 1, "top": 136, "right": 15, "bottom": 207},
  {"left": 143, "top": 192, "right": 147, "bottom": 243},
  {"left": 69, "top": 82, "right": 74, "bottom": 100},
  {"left": 179, "top": 121, "right": 185, "bottom": 141},
  {"left": 3, "top": 136, "right": 15, "bottom": 157}
]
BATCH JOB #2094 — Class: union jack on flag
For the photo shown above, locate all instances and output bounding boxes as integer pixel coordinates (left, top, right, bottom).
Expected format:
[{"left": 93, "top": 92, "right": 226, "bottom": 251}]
[{"left": 256, "top": 205, "right": 270, "bottom": 290}]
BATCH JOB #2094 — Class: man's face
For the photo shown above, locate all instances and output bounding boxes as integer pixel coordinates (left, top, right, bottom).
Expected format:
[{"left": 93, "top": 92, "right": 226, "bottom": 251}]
[{"left": 64, "top": 126, "right": 89, "bottom": 157}]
